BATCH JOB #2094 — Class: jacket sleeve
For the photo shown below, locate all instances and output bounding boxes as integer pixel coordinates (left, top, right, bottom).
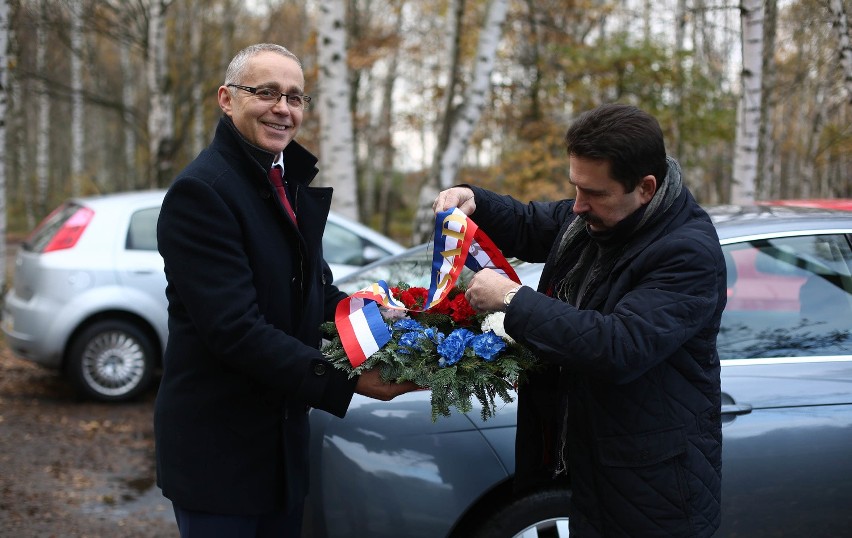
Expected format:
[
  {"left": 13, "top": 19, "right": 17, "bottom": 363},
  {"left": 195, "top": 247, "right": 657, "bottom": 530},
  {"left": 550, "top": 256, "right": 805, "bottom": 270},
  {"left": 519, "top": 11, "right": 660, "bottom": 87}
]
[
  {"left": 468, "top": 185, "right": 575, "bottom": 263},
  {"left": 504, "top": 233, "right": 724, "bottom": 384}
]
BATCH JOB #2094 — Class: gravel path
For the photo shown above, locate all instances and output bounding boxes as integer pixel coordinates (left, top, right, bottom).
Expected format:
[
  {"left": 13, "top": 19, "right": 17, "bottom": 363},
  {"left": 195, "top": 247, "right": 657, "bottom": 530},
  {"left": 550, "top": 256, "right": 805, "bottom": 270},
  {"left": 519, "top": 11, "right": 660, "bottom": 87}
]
[{"left": 0, "top": 346, "right": 176, "bottom": 537}]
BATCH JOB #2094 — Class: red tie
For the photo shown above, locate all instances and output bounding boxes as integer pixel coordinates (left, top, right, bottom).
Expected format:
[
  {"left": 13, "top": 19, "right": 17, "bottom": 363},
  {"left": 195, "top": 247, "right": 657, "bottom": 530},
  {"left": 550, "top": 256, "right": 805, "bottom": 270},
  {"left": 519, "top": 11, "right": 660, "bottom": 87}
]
[{"left": 268, "top": 166, "right": 297, "bottom": 224}]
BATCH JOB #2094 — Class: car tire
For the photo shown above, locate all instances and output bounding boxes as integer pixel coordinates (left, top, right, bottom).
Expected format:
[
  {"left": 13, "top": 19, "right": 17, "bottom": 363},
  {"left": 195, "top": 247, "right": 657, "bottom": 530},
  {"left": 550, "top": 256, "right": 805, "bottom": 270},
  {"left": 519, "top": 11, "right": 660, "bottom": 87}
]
[
  {"left": 65, "top": 319, "right": 156, "bottom": 402},
  {"left": 472, "top": 487, "right": 571, "bottom": 538}
]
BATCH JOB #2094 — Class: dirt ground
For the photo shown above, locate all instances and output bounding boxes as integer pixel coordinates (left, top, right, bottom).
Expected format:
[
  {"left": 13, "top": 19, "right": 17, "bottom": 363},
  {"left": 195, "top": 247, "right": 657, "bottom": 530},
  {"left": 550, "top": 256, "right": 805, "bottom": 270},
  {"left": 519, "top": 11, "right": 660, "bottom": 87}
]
[{"left": 0, "top": 342, "right": 176, "bottom": 537}]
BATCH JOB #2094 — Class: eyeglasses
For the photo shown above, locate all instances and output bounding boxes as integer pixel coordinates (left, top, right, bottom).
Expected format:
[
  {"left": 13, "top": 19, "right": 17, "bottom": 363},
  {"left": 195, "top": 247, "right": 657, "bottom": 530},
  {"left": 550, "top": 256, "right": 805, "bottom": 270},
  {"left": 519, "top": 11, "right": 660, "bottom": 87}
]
[{"left": 227, "top": 84, "right": 312, "bottom": 109}]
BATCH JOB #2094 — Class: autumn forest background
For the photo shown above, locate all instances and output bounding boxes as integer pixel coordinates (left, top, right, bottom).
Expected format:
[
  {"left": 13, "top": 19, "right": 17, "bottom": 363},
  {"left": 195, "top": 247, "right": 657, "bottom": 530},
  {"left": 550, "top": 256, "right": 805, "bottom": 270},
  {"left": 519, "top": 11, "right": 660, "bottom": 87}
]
[{"left": 0, "top": 0, "right": 850, "bottom": 252}]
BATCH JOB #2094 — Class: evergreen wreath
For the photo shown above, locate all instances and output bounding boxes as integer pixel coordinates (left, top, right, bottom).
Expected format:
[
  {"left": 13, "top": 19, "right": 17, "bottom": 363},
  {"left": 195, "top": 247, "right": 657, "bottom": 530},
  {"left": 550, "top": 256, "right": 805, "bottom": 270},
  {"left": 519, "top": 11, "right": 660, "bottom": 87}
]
[{"left": 322, "top": 282, "right": 538, "bottom": 422}]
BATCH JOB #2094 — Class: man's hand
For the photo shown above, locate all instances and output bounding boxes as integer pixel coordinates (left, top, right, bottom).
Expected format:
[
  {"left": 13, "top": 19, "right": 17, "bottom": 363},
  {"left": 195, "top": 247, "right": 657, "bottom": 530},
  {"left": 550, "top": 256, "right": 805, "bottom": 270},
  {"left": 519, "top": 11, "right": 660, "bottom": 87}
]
[
  {"left": 465, "top": 269, "right": 522, "bottom": 313},
  {"left": 355, "top": 368, "right": 420, "bottom": 401},
  {"left": 434, "top": 187, "right": 476, "bottom": 215}
]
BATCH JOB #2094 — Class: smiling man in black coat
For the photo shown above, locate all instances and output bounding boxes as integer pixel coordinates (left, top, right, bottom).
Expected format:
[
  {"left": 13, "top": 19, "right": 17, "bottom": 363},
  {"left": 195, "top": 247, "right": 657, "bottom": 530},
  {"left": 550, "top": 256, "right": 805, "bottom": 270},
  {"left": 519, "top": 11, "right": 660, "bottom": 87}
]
[
  {"left": 435, "top": 104, "right": 726, "bottom": 537},
  {"left": 155, "top": 43, "right": 416, "bottom": 538}
]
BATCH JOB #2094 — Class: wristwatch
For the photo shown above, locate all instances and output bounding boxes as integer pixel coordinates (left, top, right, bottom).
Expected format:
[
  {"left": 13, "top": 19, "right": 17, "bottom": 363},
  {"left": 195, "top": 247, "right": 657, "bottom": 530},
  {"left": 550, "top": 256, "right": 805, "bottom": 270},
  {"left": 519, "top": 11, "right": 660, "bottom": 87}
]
[{"left": 503, "top": 285, "right": 522, "bottom": 309}]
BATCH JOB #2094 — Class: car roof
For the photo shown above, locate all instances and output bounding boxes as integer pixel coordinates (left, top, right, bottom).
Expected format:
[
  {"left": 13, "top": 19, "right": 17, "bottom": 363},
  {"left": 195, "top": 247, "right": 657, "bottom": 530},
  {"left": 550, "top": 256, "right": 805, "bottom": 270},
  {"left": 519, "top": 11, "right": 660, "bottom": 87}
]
[
  {"left": 707, "top": 204, "right": 852, "bottom": 241},
  {"left": 68, "top": 190, "right": 405, "bottom": 254},
  {"left": 73, "top": 189, "right": 167, "bottom": 210},
  {"left": 756, "top": 199, "right": 852, "bottom": 211}
]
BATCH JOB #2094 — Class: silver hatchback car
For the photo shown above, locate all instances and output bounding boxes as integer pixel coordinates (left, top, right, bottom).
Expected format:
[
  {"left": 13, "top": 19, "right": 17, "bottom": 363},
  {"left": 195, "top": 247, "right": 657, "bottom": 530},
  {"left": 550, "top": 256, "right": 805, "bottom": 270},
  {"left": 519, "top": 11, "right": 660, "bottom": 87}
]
[{"left": 2, "top": 189, "right": 404, "bottom": 402}]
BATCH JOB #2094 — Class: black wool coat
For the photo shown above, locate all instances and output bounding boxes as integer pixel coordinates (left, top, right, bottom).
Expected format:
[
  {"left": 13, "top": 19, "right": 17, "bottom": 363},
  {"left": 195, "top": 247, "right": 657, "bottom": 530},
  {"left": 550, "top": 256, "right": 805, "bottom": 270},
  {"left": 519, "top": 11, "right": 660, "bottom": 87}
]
[
  {"left": 469, "top": 185, "right": 726, "bottom": 537},
  {"left": 155, "top": 117, "right": 357, "bottom": 515}
]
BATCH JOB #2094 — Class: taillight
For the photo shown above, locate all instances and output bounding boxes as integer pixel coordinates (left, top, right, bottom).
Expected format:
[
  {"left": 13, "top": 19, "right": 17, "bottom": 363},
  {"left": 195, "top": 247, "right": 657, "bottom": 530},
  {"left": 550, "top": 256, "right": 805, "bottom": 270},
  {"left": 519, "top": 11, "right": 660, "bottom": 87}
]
[{"left": 42, "top": 207, "right": 94, "bottom": 252}]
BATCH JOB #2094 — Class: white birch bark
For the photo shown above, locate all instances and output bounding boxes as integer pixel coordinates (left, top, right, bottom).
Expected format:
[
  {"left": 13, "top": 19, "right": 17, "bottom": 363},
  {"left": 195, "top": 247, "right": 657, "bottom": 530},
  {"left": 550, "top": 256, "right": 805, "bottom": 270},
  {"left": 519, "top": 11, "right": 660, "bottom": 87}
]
[
  {"left": 756, "top": 0, "right": 777, "bottom": 199},
  {"left": 36, "top": 0, "right": 49, "bottom": 211},
  {"left": 437, "top": 0, "right": 509, "bottom": 189},
  {"left": 317, "top": 0, "right": 359, "bottom": 221},
  {"left": 731, "top": 0, "right": 763, "bottom": 204},
  {"left": 190, "top": 1, "right": 205, "bottom": 156},
  {"left": 146, "top": 0, "right": 174, "bottom": 188},
  {"left": 120, "top": 40, "right": 137, "bottom": 190},
  {"left": 411, "top": 0, "right": 464, "bottom": 242},
  {"left": 0, "top": 0, "right": 8, "bottom": 292},
  {"left": 828, "top": 0, "right": 852, "bottom": 103},
  {"left": 377, "top": 24, "right": 402, "bottom": 230},
  {"left": 69, "top": 0, "right": 84, "bottom": 196}
]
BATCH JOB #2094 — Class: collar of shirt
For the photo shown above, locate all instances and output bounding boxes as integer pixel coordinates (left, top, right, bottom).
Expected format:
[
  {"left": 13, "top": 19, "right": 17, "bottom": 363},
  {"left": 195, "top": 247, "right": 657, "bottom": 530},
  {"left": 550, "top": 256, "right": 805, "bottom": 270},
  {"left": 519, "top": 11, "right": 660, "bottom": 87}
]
[{"left": 271, "top": 152, "right": 285, "bottom": 174}]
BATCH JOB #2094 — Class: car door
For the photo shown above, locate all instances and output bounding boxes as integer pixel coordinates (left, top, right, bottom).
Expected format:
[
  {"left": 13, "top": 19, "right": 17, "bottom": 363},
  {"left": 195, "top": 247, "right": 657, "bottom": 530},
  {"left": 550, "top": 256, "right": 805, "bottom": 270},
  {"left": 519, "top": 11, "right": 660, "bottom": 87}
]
[
  {"left": 115, "top": 205, "right": 169, "bottom": 344},
  {"left": 717, "top": 231, "right": 852, "bottom": 536}
]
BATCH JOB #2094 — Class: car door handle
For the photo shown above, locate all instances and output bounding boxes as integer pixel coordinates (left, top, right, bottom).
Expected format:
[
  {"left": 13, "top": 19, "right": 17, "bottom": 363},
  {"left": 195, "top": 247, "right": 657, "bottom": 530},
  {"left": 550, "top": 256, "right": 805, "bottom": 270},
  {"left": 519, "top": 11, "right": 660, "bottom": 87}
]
[{"left": 721, "top": 403, "right": 753, "bottom": 416}]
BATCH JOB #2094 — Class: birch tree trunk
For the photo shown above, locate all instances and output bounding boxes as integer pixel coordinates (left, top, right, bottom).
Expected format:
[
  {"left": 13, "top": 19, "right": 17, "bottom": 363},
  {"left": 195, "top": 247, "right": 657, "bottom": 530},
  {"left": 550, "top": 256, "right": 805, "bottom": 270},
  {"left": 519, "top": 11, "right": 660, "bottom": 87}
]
[
  {"left": 437, "top": 0, "right": 509, "bottom": 189},
  {"left": 414, "top": 0, "right": 509, "bottom": 242},
  {"left": 731, "top": 0, "right": 764, "bottom": 204},
  {"left": 672, "top": 0, "right": 687, "bottom": 159},
  {"left": 756, "top": 0, "right": 777, "bottom": 199},
  {"left": 120, "top": 40, "right": 137, "bottom": 190},
  {"left": 146, "top": 0, "right": 174, "bottom": 188},
  {"left": 190, "top": 0, "right": 205, "bottom": 155},
  {"left": 376, "top": 13, "right": 402, "bottom": 234},
  {"left": 410, "top": 0, "right": 465, "bottom": 242},
  {"left": 70, "top": 0, "right": 84, "bottom": 196},
  {"left": 828, "top": 0, "right": 852, "bottom": 102},
  {"left": 317, "top": 0, "right": 359, "bottom": 221},
  {"left": 0, "top": 0, "right": 8, "bottom": 292},
  {"left": 432, "top": 0, "right": 465, "bottom": 183},
  {"left": 36, "top": 0, "right": 49, "bottom": 212},
  {"left": 9, "top": 21, "right": 33, "bottom": 228}
]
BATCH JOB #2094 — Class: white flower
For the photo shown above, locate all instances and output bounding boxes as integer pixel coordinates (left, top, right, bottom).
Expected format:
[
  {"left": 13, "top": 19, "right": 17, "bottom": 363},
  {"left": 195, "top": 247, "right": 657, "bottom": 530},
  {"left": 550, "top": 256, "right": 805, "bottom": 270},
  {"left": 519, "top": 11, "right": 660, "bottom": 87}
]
[
  {"left": 380, "top": 306, "right": 408, "bottom": 322},
  {"left": 482, "top": 312, "right": 514, "bottom": 344}
]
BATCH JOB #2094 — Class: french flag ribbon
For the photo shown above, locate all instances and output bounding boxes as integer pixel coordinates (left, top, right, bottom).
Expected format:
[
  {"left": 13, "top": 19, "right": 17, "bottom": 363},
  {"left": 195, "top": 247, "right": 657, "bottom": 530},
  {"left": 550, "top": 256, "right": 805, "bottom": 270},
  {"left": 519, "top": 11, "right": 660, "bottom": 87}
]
[{"left": 334, "top": 208, "right": 520, "bottom": 367}]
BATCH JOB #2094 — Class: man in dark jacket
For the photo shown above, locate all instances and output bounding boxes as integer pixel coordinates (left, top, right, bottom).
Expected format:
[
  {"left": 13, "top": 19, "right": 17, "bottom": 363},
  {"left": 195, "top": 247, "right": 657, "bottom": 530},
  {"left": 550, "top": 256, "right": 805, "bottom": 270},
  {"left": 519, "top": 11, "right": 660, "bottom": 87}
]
[
  {"left": 435, "top": 104, "right": 726, "bottom": 537},
  {"left": 155, "top": 43, "right": 415, "bottom": 537}
]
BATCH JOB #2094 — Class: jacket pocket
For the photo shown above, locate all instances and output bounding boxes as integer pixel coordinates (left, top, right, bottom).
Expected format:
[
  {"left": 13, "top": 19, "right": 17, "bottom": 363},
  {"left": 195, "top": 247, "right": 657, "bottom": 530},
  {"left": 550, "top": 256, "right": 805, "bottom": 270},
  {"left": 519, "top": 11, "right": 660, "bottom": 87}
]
[
  {"left": 597, "top": 425, "right": 687, "bottom": 467},
  {"left": 595, "top": 426, "right": 693, "bottom": 534}
]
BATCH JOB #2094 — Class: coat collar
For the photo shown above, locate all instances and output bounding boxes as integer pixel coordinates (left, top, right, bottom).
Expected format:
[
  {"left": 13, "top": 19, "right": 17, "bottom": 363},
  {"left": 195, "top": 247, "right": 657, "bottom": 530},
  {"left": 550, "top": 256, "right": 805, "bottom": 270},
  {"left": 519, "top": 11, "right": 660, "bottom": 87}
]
[{"left": 215, "top": 115, "right": 319, "bottom": 186}]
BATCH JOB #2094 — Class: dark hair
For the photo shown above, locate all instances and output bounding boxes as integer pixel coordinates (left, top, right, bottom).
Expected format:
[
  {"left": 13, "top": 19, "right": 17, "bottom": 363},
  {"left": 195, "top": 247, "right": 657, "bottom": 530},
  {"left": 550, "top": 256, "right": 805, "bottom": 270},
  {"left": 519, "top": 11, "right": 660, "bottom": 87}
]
[{"left": 564, "top": 103, "right": 668, "bottom": 192}]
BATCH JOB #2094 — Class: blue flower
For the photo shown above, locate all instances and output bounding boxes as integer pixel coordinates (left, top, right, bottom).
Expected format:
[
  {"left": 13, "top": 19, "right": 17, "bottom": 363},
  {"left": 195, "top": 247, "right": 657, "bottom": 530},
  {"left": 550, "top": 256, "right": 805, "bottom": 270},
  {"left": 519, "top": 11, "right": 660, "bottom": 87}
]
[
  {"left": 424, "top": 326, "right": 445, "bottom": 345},
  {"left": 393, "top": 318, "right": 424, "bottom": 332},
  {"left": 472, "top": 331, "right": 506, "bottom": 361},
  {"left": 437, "top": 328, "right": 475, "bottom": 366},
  {"left": 398, "top": 330, "right": 425, "bottom": 353}
]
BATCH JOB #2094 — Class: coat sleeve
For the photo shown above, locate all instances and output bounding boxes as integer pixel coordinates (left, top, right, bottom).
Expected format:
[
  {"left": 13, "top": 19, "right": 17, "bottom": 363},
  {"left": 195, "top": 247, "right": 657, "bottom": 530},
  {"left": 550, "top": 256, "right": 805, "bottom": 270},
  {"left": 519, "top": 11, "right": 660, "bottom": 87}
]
[
  {"left": 504, "top": 233, "right": 724, "bottom": 384},
  {"left": 468, "top": 185, "right": 575, "bottom": 263},
  {"left": 158, "top": 177, "right": 357, "bottom": 416}
]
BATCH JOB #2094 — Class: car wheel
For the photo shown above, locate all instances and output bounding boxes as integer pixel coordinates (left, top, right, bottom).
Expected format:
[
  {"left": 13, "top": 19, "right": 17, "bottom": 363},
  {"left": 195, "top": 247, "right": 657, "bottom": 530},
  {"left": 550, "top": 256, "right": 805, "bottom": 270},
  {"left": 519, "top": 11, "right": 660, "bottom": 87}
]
[
  {"left": 472, "top": 488, "right": 570, "bottom": 538},
  {"left": 65, "top": 320, "right": 156, "bottom": 402}
]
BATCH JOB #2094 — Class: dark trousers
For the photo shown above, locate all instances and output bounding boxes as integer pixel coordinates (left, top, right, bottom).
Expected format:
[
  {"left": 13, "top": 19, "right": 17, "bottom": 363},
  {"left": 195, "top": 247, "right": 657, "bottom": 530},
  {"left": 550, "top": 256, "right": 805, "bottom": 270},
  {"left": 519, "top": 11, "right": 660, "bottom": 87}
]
[{"left": 172, "top": 502, "right": 304, "bottom": 538}]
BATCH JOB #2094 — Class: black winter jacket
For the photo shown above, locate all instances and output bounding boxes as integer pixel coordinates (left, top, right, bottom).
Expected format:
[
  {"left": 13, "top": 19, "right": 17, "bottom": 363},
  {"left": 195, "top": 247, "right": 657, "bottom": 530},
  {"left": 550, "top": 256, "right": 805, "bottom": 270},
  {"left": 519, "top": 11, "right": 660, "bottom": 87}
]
[
  {"left": 155, "top": 117, "right": 357, "bottom": 515},
  {"left": 469, "top": 185, "right": 725, "bottom": 537}
]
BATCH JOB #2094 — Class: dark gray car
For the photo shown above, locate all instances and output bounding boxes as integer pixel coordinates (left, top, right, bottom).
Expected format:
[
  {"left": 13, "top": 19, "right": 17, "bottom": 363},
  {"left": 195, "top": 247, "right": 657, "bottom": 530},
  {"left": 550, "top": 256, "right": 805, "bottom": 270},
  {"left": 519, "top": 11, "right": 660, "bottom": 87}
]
[{"left": 304, "top": 204, "right": 852, "bottom": 538}]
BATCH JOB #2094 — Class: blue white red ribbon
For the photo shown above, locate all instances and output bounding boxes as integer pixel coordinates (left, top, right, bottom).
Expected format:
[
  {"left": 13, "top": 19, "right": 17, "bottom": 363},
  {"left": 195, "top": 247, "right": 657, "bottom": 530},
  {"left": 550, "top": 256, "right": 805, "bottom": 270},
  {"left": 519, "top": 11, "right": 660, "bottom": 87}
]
[{"left": 334, "top": 208, "right": 520, "bottom": 367}]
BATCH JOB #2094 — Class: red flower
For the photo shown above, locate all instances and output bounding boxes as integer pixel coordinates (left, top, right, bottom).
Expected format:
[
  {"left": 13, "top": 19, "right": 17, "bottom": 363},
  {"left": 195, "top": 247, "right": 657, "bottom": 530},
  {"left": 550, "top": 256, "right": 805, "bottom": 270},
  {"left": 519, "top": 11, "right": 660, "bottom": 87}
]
[
  {"left": 448, "top": 294, "right": 477, "bottom": 324},
  {"left": 399, "top": 287, "right": 429, "bottom": 310}
]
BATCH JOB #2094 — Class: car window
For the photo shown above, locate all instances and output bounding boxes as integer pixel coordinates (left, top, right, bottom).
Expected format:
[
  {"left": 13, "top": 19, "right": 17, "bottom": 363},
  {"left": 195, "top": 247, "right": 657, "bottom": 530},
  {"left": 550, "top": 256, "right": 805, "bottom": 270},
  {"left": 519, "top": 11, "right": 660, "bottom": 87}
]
[
  {"left": 322, "top": 220, "right": 392, "bottom": 267},
  {"left": 718, "top": 234, "right": 852, "bottom": 359},
  {"left": 125, "top": 207, "right": 160, "bottom": 251}
]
